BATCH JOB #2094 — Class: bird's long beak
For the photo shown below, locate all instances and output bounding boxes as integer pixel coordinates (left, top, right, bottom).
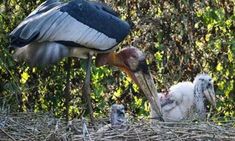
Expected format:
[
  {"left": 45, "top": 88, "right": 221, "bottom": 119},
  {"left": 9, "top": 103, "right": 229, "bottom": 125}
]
[
  {"left": 95, "top": 48, "right": 163, "bottom": 121},
  {"left": 204, "top": 88, "right": 216, "bottom": 109},
  {"left": 117, "top": 57, "right": 163, "bottom": 120},
  {"left": 112, "top": 62, "right": 163, "bottom": 120},
  {"left": 132, "top": 68, "right": 163, "bottom": 120}
]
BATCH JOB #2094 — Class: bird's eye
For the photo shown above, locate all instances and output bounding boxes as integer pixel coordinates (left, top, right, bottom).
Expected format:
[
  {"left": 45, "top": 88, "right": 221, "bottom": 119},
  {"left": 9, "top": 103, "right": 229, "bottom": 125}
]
[
  {"left": 207, "top": 83, "right": 211, "bottom": 89},
  {"left": 127, "top": 57, "right": 139, "bottom": 71},
  {"left": 199, "top": 78, "right": 204, "bottom": 81}
]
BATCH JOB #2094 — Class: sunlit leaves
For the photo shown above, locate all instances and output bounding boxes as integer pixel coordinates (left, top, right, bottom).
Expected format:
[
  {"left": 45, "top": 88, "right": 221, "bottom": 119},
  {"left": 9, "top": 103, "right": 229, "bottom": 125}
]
[
  {"left": 225, "top": 19, "right": 232, "bottom": 27},
  {"left": 134, "top": 96, "right": 142, "bottom": 107},
  {"left": 195, "top": 40, "right": 204, "bottom": 48},
  {"left": 228, "top": 49, "right": 233, "bottom": 62},
  {"left": 205, "top": 33, "right": 212, "bottom": 42},
  {"left": 154, "top": 52, "right": 162, "bottom": 62},
  {"left": 155, "top": 7, "right": 163, "bottom": 17},
  {"left": 20, "top": 69, "right": 30, "bottom": 84},
  {"left": 113, "top": 87, "right": 122, "bottom": 99}
]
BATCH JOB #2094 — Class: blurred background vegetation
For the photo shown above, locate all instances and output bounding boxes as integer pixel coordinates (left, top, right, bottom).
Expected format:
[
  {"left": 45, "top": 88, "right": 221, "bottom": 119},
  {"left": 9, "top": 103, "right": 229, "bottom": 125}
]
[{"left": 0, "top": 0, "right": 234, "bottom": 121}]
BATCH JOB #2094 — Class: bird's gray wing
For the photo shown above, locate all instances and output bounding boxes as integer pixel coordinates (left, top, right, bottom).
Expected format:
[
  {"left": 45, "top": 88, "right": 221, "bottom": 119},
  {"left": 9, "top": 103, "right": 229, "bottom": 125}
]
[
  {"left": 10, "top": 0, "right": 130, "bottom": 51},
  {"left": 9, "top": 0, "right": 62, "bottom": 47},
  {"left": 10, "top": 0, "right": 130, "bottom": 66},
  {"left": 159, "top": 93, "right": 177, "bottom": 109},
  {"left": 13, "top": 42, "right": 69, "bottom": 66}
]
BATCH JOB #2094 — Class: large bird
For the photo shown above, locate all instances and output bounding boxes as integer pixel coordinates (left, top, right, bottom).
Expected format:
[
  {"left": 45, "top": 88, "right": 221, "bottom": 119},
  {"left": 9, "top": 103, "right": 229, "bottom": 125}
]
[
  {"left": 10, "top": 0, "right": 163, "bottom": 119},
  {"left": 151, "top": 74, "right": 216, "bottom": 122}
]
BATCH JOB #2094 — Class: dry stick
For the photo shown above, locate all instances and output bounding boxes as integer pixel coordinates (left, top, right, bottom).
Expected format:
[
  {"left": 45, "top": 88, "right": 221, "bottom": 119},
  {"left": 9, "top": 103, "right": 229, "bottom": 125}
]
[
  {"left": 104, "top": 121, "right": 234, "bottom": 140},
  {"left": 0, "top": 128, "right": 16, "bottom": 141},
  {"left": 187, "top": 134, "right": 220, "bottom": 140},
  {"left": 207, "top": 122, "right": 232, "bottom": 135},
  {"left": 7, "top": 117, "right": 37, "bottom": 139},
  {"left": 133, "top": 126, "right": 141, "bottom": 141},
  {"left": 163, "top": 127, "right": 184, "bottom": 141},
  {"left": 99, "top": 127, "right": 135, "bottom": 140},
  {"left": 117, "top": 121, "right": 232, "bottom": 139},
  {"left": 2, "top": 112, "right": 235, "bottom": 140},
  {"left": 101, "top": 124, "right": 151, "bottom": 140},
  {"left": 158, "top": 121, "right": 194, "bottom": 125},
  {"left": 7, "top": 132, "right": 30, "bottom": 140}
]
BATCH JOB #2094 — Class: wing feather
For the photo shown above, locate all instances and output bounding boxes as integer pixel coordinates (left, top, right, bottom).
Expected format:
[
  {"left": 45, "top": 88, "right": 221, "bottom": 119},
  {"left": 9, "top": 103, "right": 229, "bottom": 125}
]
[
  {"left": 10, "top": 0, "right": 130, "bottom": 65},
  {"left": 13, "top": 42, "right": 69, "bottom": 66},
  {"left": 10, "top": 0, "right": 130, "bottom": 51}
]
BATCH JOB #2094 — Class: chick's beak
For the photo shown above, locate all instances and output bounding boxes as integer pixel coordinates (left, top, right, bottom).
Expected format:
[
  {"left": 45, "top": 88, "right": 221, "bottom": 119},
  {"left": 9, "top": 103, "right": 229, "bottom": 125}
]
[{"left": 204, "top": 88, "right": 216, "bottom": 109}]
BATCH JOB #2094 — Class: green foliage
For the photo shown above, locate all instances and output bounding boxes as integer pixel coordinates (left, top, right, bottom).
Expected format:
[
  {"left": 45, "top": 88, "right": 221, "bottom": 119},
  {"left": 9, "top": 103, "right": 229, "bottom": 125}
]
[{"left": 0, "top": 0, "right": 234, "bottom": 120}]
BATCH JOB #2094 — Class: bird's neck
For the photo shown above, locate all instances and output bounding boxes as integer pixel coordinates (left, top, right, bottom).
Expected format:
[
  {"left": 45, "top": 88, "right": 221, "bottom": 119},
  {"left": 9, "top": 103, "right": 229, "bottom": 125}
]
[
  {"left": 106, "top": 52, "right": 140, "bottom": 85},
  {"left": 193, "top": 84, "right": 206, "bottom": 119},
  {"left": 96, "top": 52, "right": 139, "bottom": 87},
  {"left": 102, "top": 52, "right": 124, "bottom": 67},
  {"left": 96, "top": 52, "right": 126, "bottom": 68}
]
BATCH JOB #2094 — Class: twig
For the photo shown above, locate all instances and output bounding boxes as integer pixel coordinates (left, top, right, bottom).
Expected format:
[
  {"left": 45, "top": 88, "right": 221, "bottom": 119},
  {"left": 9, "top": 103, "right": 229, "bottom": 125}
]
[
  {"left": 1, "top": 112, "right": 235, "bottom": 140},
  {"left": 0, "top": 128, "right": 16, "bottom": 141}
]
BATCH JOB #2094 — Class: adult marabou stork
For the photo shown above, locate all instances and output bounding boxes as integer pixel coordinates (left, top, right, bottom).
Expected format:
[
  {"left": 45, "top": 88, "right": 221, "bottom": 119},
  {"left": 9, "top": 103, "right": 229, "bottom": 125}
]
[
  {"left": 10, "top": 0, "right": 163, "bottom": 120},
  {"left": 151, "top": 74, "right": 216, "bottom": 122}
]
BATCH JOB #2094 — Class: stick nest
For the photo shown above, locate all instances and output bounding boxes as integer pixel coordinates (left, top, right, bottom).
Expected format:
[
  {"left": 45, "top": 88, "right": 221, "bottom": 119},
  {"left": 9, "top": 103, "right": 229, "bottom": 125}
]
[{"left": 0, "top": 112, "right": 234, "bottom": 141}]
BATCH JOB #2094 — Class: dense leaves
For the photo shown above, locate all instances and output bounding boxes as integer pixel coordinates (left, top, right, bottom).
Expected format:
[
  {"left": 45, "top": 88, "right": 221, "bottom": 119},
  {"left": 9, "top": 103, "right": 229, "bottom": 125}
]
[{"left": 0, "top": 0, "right": 234, "bottom": 120}]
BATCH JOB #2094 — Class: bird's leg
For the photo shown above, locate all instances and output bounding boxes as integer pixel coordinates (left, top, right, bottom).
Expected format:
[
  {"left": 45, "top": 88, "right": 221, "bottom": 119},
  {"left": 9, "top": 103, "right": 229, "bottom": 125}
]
[
  {"left": 64, "top": 58, "right": 72, "bottom": 122},
  {"left": 82, "top": 54, "right": 95, "bottom": 124}
]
